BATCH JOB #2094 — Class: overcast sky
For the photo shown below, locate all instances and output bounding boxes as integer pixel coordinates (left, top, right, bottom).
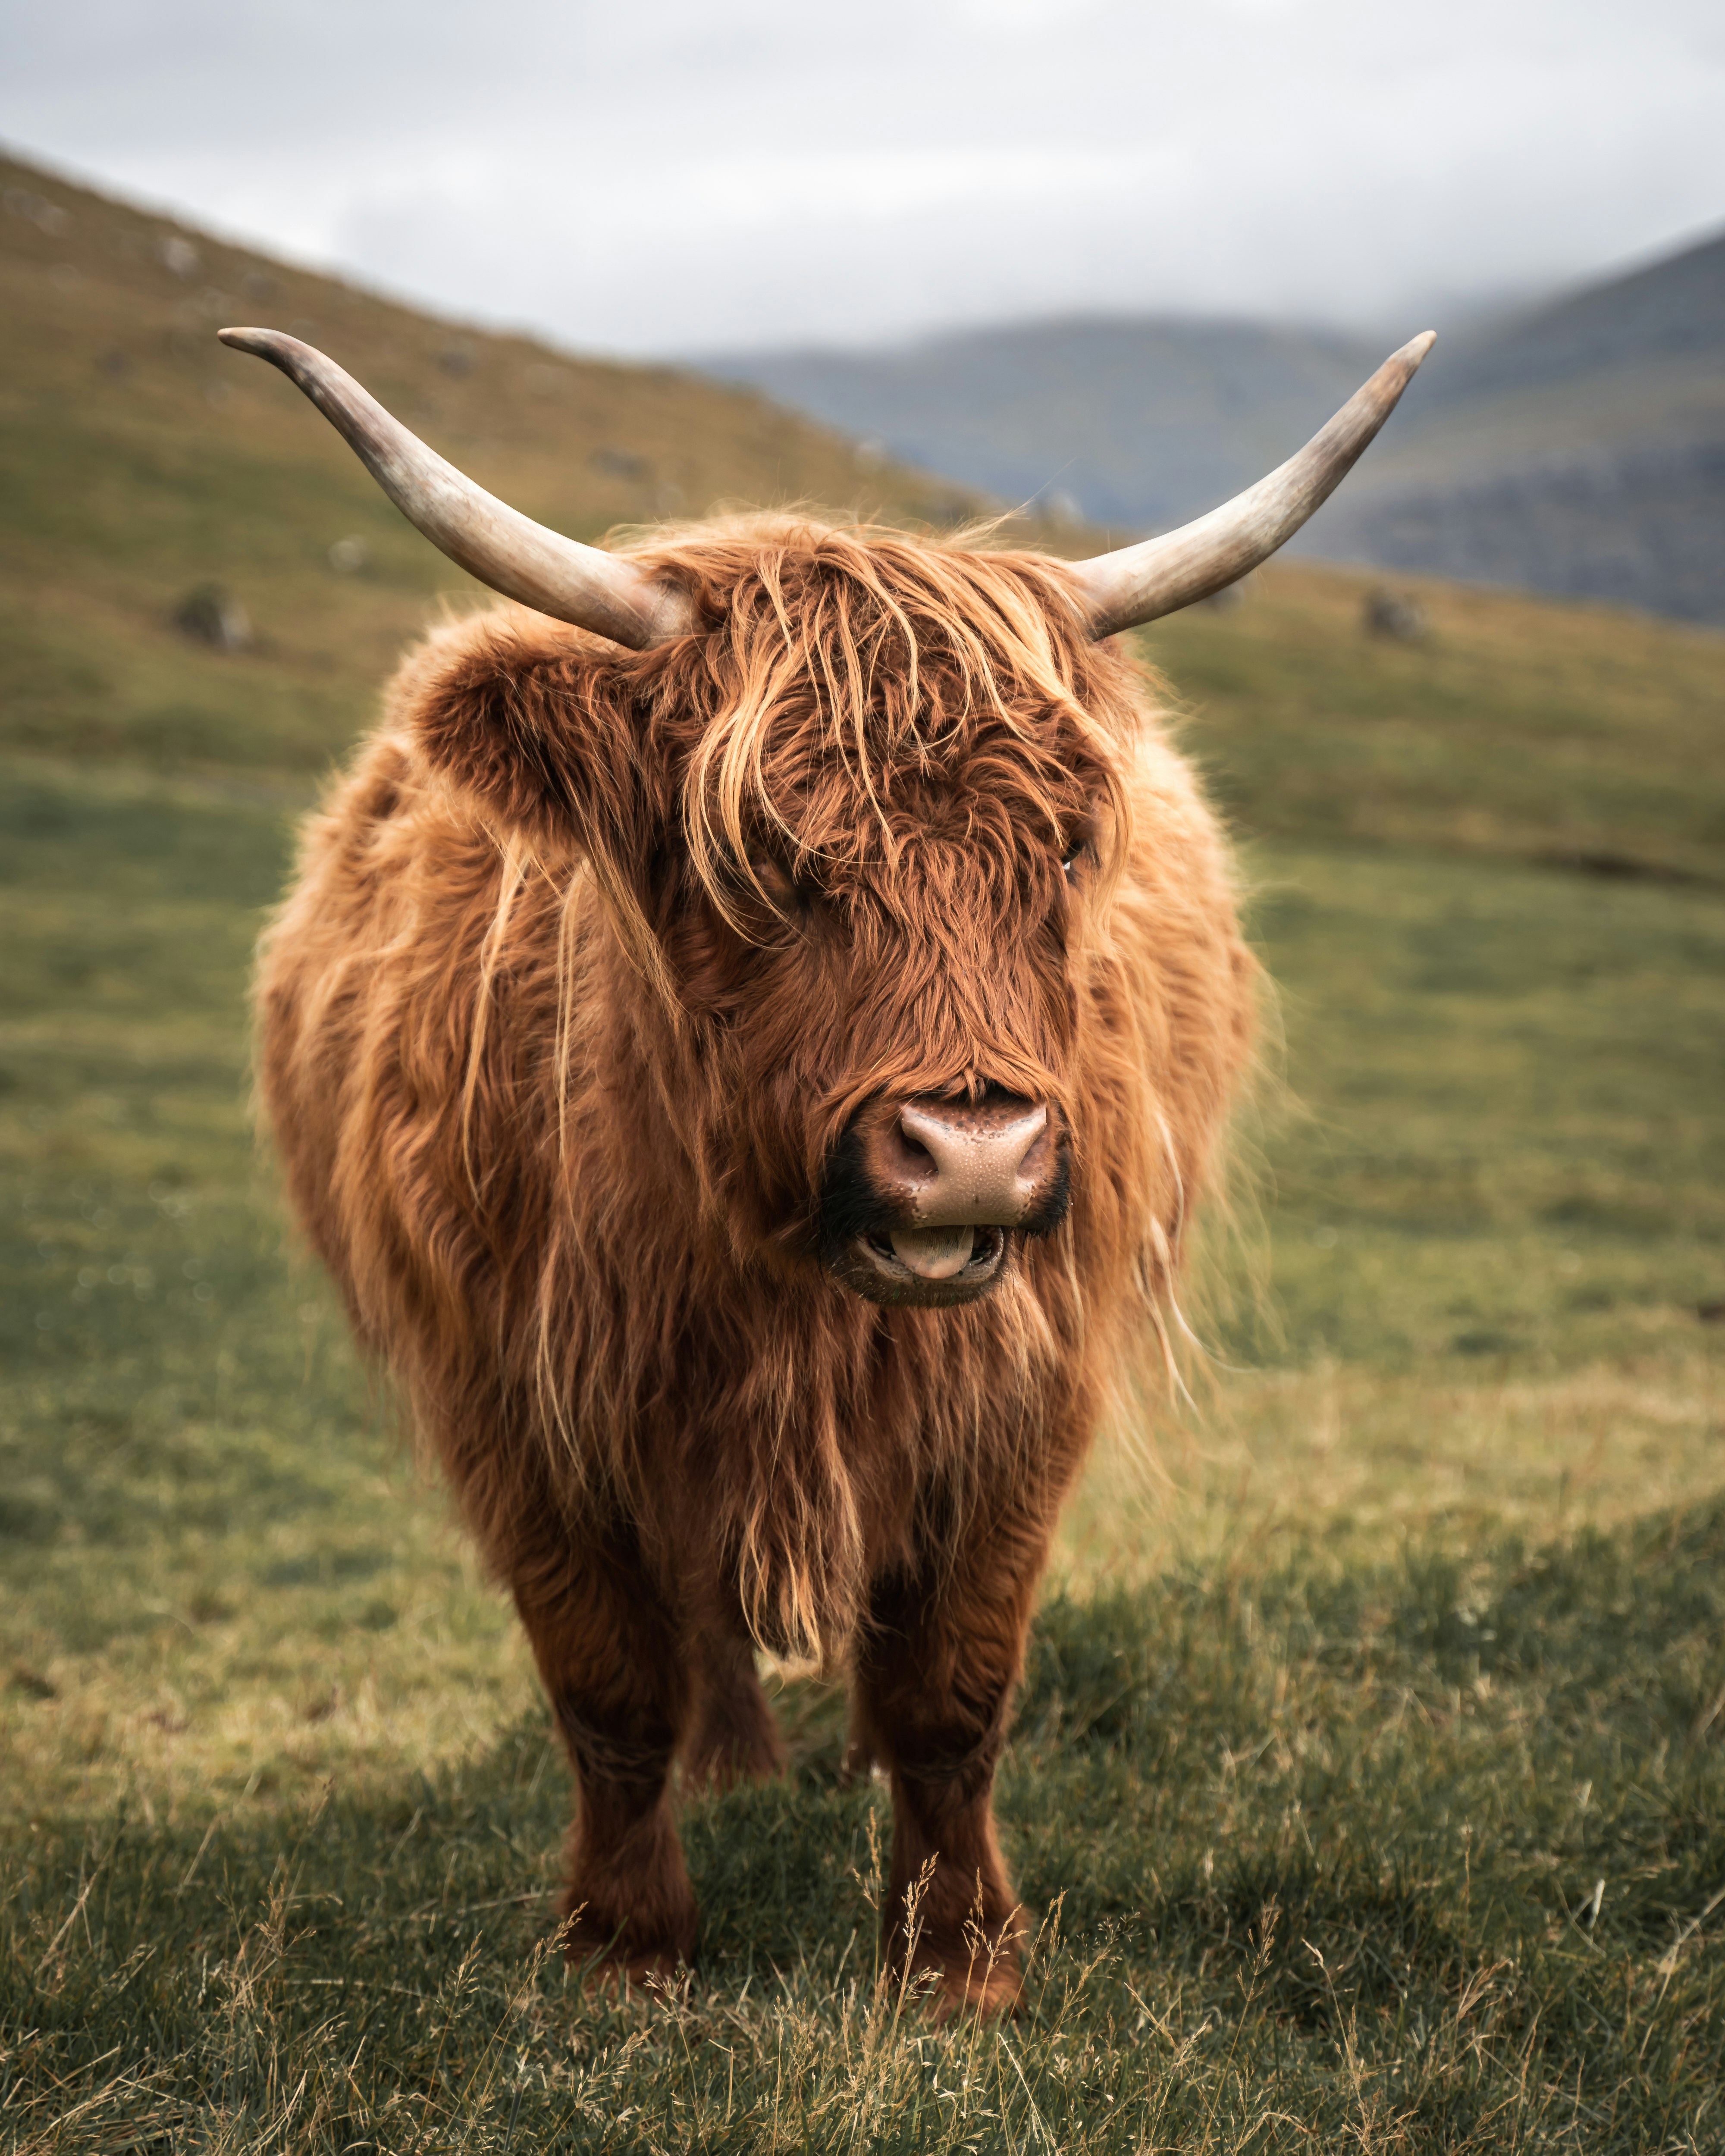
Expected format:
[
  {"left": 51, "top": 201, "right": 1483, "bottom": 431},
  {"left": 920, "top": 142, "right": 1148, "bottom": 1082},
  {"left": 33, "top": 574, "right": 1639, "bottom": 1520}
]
[{"left": 3, "top": 0, "right": 1722, "bottom": 356}]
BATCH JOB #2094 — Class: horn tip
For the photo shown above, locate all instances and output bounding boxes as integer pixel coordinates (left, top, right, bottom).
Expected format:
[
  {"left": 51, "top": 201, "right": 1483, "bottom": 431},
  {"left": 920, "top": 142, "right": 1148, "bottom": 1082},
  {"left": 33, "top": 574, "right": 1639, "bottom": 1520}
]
[
  {"left": 218, "top": 326, "right": 273, "bottom": 355},
  {"left": 1404, "top": 329, "right": 1438, "bottom": 367}
]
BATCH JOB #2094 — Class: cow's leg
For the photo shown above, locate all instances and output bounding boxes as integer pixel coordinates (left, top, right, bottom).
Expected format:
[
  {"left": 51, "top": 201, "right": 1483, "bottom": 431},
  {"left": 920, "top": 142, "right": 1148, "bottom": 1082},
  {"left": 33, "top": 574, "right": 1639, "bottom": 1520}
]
[
  {"left": 681, "top": 1622, "right": 786, "bottom": 1792},
  {"left": 511, "top": 1531, "right": 696, "bottom": 1986},
  {"left": 851, "top": 1517, "right": 1045, "bottom": 2020}
]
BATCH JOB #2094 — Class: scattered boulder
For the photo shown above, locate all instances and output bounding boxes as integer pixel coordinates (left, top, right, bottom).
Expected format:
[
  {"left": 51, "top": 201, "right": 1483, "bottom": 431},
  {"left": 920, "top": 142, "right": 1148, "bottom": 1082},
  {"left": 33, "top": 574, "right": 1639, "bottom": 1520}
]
[
  {"left": 172, "top": 584, "right": 252, "bottom": 652},
  {"left": 1363, "top": 586, "right": 1429, "bottom": 641},
  {"left": 591, "top": 446, "right": 649, "bottom": 480},
  {"left": 4, "top": 187, "right": 70, "bottom": 235},
  {"left": 328, "top": 535, "right": 371, "bottom": 575},
  {"left": 1198, "top": 573, "right": 1255, "bottom": 612},
  {"left": 158, "top": 234, "right": 200, "bottom": 280},
  {"left": 438, "top": 342, "right": 475, "bottom": 379}
]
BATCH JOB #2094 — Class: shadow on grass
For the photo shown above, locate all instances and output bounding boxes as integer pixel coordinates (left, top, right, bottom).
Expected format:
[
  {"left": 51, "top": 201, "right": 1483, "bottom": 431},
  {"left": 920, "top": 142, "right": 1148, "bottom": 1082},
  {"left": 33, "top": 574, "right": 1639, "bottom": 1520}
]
[{"left": 5, "top": 1500, "right": 1724, "bottom": 2150}]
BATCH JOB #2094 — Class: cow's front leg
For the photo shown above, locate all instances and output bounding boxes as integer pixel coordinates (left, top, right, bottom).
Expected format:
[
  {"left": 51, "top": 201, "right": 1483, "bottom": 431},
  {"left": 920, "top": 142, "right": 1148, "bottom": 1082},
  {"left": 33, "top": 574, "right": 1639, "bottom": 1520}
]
[
  {"left": 682, "top": 1620, "right": 786, "bottom": 1792},
  {"left": 851, "top": 1523, "right": 1044, "bottom": 2019},
  {"left": 511, "top": 1529, "right": 696, "bottom": 1986}
]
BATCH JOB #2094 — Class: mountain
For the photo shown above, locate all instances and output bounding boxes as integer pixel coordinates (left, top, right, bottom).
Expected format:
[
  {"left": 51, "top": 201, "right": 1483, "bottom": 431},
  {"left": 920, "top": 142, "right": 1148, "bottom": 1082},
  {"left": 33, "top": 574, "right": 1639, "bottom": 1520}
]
[
  {"left": 702, "top": 318, "right": 1381, "bottom": 541},
  {"left": 1312, "top": 230, "right": 1725, "bottom": 624},
  {"left": 0, "top": 147, "right": 973, "bottom": 778},
  {"left": 707, "top": 231, "right": 1725, "bottom": 624}
]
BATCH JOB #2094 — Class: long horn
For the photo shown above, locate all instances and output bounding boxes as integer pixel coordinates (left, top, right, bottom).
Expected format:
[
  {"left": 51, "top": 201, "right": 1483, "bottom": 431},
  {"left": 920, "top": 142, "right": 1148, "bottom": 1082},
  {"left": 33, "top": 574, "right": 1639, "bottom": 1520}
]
[
  {"left": 1072, "top": 331, "right": 1436, "bottom": 638},
  {"left": 217, "top": 328, "right": 693, "bottom": 649}
]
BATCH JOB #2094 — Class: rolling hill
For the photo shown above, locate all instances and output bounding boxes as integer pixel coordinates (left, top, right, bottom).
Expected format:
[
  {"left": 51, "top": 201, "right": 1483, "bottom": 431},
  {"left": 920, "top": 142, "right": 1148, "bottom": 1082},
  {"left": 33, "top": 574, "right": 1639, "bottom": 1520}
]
[
  {"left": 0, "top": 147, "right": 973, "bottom": 779},
  {"left": 2, "top": 147, "right": 1718, "bottom": 885}
]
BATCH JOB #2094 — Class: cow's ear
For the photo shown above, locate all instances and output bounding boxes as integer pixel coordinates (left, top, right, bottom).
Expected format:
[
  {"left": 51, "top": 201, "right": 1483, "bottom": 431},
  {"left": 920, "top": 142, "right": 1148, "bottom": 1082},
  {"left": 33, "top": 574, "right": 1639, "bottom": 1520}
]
[{"left": 390, "top": 611, "right": 656, "bottom": 863}]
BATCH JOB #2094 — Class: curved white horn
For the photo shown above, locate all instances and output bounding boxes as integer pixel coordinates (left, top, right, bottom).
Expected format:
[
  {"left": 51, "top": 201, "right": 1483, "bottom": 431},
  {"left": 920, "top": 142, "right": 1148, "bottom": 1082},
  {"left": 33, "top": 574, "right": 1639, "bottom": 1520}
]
[
  {"left": 1072, "top": 331, "right": 1436, "bottom": 638},
  {"left": 217, "top": 328, "right": 694, "bottom": 649}
]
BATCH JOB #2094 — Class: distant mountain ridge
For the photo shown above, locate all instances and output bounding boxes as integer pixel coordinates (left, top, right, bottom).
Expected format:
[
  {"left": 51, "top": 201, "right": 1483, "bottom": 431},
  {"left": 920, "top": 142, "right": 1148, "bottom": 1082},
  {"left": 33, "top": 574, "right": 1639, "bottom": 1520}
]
[
  {"left": 1314, "top": 231, "right": 1725, "bottom": 624},
  {"left": 1409, "top": 232, "right": 1725, "bottom": 410},
  {"left": 703, "top": 317, "right": 1381, "bottom": 541},
  {"left": 706, "top": 231, "right": 1725, "bottom": 624}
]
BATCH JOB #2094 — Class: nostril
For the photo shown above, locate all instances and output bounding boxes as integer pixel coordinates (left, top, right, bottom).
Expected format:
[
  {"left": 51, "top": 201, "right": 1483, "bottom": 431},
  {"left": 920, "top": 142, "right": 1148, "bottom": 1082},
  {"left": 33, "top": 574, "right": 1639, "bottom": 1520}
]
[
  {"left": 1012, "top": 1114, "right": 1050, "bottom": 1181},
  {"left": 889, "top": 1114, "right": 939, "bottom": 1179},
  {"left": 894, "top": 1116, "right": 936, "bottom": 1163}
]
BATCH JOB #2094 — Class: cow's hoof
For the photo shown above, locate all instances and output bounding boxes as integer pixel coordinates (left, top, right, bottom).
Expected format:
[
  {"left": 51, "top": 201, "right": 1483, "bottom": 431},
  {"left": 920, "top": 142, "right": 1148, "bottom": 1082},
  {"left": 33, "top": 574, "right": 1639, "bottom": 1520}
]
[
  {"left": 572, "top": 1946, "right": 689, "bottom": 2000},
  {"left": 558, "top": 1895, "right": 697, "bottom": 1996},
  {"left": 888, "top": 1941, "right": 1025, "bottom": 2023},
  {"left": 927, "top": 1956, "right": 1023, "bottom": 2024},
  {"left": 682, "top": 1652, "right": 787, "bottom": 1793}
]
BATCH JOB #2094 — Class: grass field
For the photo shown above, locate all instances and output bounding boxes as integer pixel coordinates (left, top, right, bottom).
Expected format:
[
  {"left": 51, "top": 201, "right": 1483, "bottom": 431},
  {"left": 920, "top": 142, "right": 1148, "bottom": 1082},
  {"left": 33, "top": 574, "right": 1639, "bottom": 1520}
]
[
  {"left": 4, "top": 151, "right": 1725, "bottom": 2154},
  {"left": 5, "top": 751, "right": 1722, "bottom": 2150}
]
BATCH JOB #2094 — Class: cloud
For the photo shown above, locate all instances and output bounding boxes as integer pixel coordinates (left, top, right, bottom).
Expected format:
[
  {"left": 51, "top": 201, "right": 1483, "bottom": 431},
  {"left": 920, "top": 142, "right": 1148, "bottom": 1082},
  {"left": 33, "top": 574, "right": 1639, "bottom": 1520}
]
[{"left": 3, "top": 0, "right": 1721, "bottom": 352}]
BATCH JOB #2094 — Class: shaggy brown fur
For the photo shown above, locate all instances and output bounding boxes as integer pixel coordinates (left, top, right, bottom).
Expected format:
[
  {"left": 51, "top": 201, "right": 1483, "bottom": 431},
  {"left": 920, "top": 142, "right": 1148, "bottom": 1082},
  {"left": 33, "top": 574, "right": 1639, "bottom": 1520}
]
[{"left": 256, "top": 514, "right": 1255, "bottom": 2015}]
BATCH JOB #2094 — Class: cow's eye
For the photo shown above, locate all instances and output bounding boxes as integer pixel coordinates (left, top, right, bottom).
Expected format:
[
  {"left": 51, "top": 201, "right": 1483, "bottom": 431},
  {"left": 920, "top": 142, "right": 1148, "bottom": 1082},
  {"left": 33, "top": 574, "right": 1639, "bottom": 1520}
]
[
  {"left": 1060, "top": 815, "right": 1097, "bottom": 883},
  {"left": 747, "top": 852, "right": 803, "bottom": 912}
]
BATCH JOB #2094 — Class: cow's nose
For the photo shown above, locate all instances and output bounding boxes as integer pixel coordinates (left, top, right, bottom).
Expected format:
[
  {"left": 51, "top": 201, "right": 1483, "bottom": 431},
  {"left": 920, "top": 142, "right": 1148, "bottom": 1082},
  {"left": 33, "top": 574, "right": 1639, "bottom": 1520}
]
[{"left": 889, "top": 1096, "right": 1053, "bottom": 1227}]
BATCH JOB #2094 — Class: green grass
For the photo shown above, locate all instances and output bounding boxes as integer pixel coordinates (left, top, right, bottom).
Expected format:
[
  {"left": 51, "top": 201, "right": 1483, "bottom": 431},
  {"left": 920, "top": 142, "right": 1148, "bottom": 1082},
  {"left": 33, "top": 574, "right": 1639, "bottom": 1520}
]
[
  {"left": 1144, "top": 570, "right": 1725, "bottom": 885},
  {"left": 4, "top": 145, "right": 1725, "bottom": 2155},
  {"left": 4, "top": 752, "right": 1722, "bottom": 2150},
  {"left": 7, "top": 1514, "right": 1725, "bottom": 2149}
]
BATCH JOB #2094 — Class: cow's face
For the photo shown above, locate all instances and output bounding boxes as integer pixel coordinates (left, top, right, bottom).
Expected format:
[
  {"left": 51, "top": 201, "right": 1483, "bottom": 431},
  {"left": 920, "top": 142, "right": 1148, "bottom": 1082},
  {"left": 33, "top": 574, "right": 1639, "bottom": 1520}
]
[
  {"left": 636, "top": 527, "right": 1134, "bottom": 1310},
  {"left": 414, "top": 522, "right": 1138, "bottom": 1310}
]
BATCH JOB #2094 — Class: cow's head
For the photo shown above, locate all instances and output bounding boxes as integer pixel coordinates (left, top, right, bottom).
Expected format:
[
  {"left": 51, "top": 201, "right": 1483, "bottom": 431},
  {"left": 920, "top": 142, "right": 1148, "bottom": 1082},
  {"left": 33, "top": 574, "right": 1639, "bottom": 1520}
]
[{"left": 220, "top": 327, "right": 1432, "bottom": 1308}]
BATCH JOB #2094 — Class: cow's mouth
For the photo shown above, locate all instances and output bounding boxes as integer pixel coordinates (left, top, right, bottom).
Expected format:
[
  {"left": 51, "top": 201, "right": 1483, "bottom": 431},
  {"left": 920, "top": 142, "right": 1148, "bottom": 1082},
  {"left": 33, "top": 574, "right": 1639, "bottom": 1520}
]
[
  {"left": 869, "top": 1222, "right": 1007, "bottom": 1286},
  {"left": 817, "top": 1092, "right": 1070, "bottom": 1310},
  {"left": 831, "top": 1224, "right": 1009, "bottom": 1308}
]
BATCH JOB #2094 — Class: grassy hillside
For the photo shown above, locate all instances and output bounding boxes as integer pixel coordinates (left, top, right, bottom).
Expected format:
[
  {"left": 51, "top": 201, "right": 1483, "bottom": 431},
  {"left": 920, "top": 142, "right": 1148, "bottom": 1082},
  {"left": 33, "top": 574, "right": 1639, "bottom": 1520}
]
[
  {"left": 5, "top": 150, "right": 1719, "bottom": 880},
  {"left": 1145, "top": 566, "right": 1725, "bottom": 885},
  {"left": 0, "top": 148, "right": 972, "bottom": 776},
  {"left": 2, "top": 154, "right": 1723, "bottom": 2151}
]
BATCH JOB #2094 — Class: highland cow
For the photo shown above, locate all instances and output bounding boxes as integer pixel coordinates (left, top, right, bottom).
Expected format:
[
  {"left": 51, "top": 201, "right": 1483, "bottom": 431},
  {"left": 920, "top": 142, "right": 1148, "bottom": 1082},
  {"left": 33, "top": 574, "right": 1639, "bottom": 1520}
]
[{"left": 227, "top": 326, "right": 1430, "bottom": 2016}]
